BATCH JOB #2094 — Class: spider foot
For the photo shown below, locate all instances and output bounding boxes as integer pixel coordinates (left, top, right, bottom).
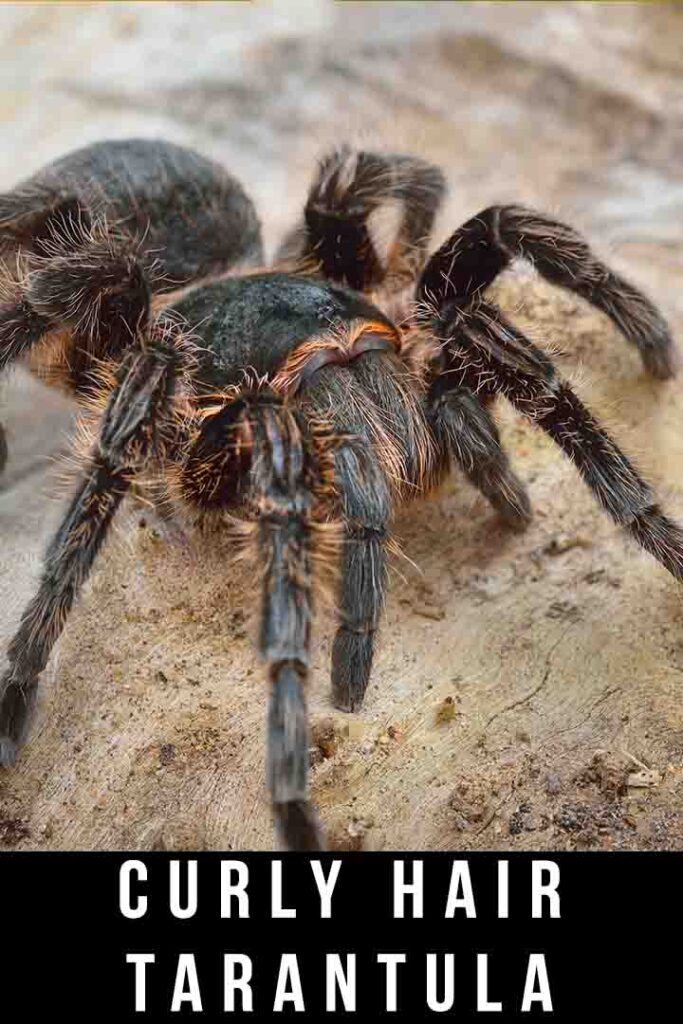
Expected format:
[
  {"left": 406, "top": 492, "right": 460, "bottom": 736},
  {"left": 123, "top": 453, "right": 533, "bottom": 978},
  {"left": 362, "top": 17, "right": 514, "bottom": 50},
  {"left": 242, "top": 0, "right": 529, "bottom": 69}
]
[
  {"left": 331, "top": 627, "right": 374, "bottom": 712},
  {"left": 491, "top": 484, "right": 533, "bottom": 532},
  {"left": 0, "top": 423, "right": 7, "bottom": 475},
  {"left": 0, "top": 735, "right": 18, "bottom": 767},
  {"left": 0, "top": 677, "right": 33, "bottom": 766},
  {"left": 273, "top": 800, "right": 325, "bottom": 852},
  {"left": 640, "top": 330, "right": 679, "bottom": 381}
]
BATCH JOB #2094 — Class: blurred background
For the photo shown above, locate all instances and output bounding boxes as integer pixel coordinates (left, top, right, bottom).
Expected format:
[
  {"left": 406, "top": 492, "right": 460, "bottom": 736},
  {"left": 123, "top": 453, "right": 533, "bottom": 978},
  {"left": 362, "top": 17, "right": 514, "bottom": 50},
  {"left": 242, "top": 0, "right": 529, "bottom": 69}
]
[{"left": 0, "top": 2, "right": 681, "bottom": 851}]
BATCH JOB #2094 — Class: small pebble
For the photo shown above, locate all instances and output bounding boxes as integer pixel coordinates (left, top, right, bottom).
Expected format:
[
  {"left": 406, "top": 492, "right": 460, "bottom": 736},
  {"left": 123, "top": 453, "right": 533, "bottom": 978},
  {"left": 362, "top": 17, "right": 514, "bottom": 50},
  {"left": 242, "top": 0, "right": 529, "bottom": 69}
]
[
  {"left": 436, "top": 696, "right": 457, "bottom": 724},
  {"left": 545, "top": 772, "right": 562, "bottom": 794}
]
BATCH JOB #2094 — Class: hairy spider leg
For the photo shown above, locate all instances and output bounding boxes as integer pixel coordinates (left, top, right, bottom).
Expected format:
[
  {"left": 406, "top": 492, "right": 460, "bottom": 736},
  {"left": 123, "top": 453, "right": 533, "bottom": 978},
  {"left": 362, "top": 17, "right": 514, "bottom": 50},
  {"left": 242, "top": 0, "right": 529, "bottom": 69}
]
[
  {"left": 298, "top": 344, "right": 432, "bottom": 712},
  {"left": 0, "top": 138, "right": 265, "bottom": 468},
  {"left": 429, "top": 297, "right": 683, "bottom": 580},
  {"left": 0, "top": 326, "right": 186, "bottom": 764},
  {"left": 329, "top": 430, "right": 391, "bottom": 713},
  {"left": 278, "top": 147, "right": 447, "bottom": 292},
  {"left": 181, "top": 388, "right": 327, "bottom": 850},
  {"left": 0, "top": 202, "right": 151, "bottom": 390},
  {"left": 418, "top": 205, "right": 676, "bottom": 379},
  {"left": 426, "top": 381, "right": 532, "bottom": 529}
]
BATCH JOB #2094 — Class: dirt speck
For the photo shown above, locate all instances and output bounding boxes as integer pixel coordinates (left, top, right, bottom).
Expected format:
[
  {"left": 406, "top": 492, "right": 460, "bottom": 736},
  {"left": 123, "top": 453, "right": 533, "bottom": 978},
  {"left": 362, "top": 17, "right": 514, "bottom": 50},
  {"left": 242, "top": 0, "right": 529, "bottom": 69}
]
[
  {"left": 159, "top": 743, "right": 177, "bottom": 767},
  {"left": 544, "top": 772, "right": 563, "bottom": 795},
  {"left": 0, "top": 815, "right": 30, "bottom": 847},
  {"left": 448, "top": 780, "right": 493, "bottom": 831},
  {"left": 436, "top": 696, "right": 458, "bottom": 725},
  {"left": 311, "top": 717, "right": 339, "bottom": 762},
  {"left": 576, "top": 752, "right": 629, "bottom": 800}
]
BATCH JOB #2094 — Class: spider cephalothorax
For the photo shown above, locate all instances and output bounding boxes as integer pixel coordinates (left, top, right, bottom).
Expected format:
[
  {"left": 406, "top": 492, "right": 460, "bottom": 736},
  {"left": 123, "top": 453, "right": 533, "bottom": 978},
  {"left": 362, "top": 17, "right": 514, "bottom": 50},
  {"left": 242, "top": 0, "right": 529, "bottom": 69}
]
[{"left": 0, "top": 139, "right": 680, "bottom": 849}]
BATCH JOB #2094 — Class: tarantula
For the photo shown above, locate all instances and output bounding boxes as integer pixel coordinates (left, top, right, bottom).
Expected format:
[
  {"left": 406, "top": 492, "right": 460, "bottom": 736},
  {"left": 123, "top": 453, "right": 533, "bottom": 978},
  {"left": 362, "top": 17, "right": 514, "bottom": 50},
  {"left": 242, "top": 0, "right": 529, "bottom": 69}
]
[{"left": 0, "top": 138, "right": 680, "bottom": 850}]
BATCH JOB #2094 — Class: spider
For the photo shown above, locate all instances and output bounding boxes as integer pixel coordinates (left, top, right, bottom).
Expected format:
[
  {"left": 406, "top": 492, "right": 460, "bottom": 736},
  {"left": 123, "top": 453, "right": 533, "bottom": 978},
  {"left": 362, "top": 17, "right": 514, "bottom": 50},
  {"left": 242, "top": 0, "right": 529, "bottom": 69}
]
[{"left": 0, "top": 138, "right": 680, "bottom": 850}]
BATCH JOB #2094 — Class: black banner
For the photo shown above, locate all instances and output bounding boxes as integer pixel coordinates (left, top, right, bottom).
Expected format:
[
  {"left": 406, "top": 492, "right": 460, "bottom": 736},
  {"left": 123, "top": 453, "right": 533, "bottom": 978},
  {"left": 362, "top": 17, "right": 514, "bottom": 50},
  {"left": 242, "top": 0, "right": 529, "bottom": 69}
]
[{"left": 3, "top": 852, "right": 678, "bottom": 1019}]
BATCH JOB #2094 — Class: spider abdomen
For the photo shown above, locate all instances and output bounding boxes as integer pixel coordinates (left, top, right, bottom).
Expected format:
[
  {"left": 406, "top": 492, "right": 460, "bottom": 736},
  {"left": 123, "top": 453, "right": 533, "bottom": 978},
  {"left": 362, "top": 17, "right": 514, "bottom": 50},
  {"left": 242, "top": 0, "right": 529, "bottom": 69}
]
[{"left": 0, "top": 138, "right": 263, "bottom": 287}]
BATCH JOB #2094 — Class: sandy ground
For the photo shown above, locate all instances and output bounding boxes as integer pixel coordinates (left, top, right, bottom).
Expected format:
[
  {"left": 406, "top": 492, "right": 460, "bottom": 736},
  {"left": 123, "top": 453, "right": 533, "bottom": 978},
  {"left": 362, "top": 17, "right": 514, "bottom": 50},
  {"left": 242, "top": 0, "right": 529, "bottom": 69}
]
[{"left": 0, "top": 2, "right": 681, "bottom": 851}]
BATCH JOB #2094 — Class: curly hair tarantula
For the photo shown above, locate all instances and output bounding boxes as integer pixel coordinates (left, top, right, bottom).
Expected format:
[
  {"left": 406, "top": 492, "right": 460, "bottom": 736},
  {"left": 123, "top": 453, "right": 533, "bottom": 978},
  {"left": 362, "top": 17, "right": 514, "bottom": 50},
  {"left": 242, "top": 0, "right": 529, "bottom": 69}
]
[{"left": 0, "top": 138, "right": 680, "bottom": 850}]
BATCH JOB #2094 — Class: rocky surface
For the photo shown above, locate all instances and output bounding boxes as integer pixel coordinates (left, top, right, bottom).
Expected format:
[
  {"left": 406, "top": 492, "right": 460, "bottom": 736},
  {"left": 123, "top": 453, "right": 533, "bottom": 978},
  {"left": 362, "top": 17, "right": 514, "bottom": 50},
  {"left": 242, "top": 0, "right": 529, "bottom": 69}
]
[{"left": 0, "top": 2, "right": 681, "bottom": 850}]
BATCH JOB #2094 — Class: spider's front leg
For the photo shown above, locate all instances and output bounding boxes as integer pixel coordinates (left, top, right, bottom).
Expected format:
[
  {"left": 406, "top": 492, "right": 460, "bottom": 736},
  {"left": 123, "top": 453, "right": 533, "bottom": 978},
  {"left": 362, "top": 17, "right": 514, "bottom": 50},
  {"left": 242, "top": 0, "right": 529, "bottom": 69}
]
[
  {"left": 0, "top": 322, "right": 186, "bottom": 764},
  {"left": 181, "top": 388, "right": 331, "bottom": 851},
  {"left": 0, "top": 204, "right": 150, "bottom": 409},
  {"left": 328, "top": 435, "right": 391, "bottom": 711},
  {"left": 0, "top": 206, "right": 151, "bottom": 478},
  {"left": 423, "top": 293, "right": 683, "bottom": 581},
  {"left": 297, "top": 354, "right": 421, "bottom": 714},
  {"left": 419, "top": 205, "right": 676, "bottom": 379}
]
